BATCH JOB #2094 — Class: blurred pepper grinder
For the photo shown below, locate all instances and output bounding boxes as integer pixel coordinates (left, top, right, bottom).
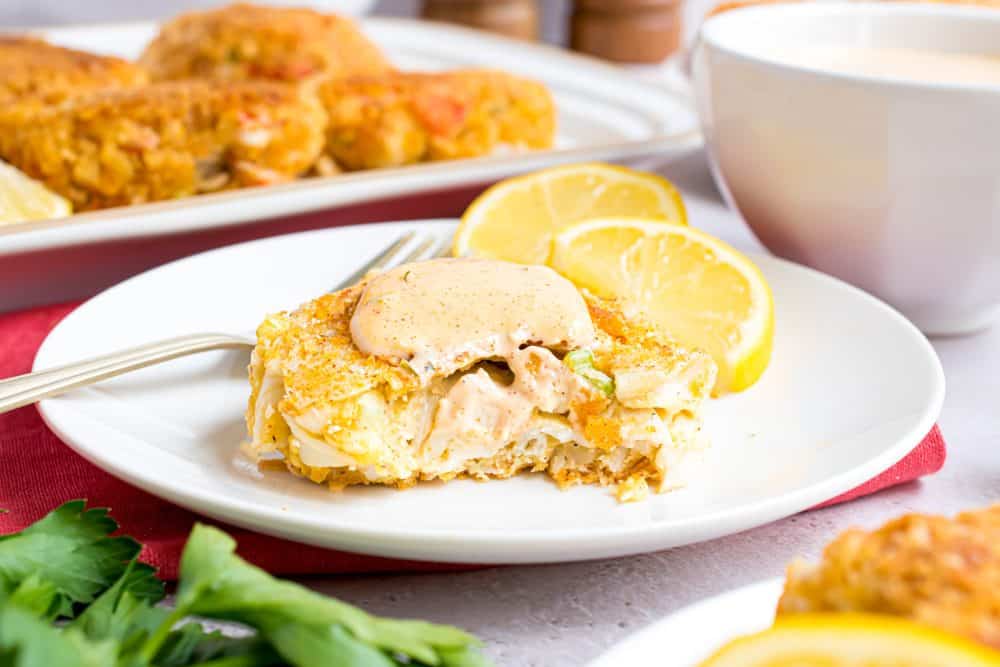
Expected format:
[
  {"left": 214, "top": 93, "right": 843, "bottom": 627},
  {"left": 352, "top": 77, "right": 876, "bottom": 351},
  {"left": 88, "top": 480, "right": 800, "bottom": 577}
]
[
  {"left": 421, "top": 0, "right": 540, "bottom": 41},
  {"left": 571, "top": 0, "right": 683, "bottom": 63}
]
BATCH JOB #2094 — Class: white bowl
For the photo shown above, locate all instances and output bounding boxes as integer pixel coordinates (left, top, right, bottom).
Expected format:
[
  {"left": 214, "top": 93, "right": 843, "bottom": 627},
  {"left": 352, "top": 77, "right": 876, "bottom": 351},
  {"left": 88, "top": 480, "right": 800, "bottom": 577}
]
[{"left": 692, "top": 3, "right": 1000, "bottom": 335}]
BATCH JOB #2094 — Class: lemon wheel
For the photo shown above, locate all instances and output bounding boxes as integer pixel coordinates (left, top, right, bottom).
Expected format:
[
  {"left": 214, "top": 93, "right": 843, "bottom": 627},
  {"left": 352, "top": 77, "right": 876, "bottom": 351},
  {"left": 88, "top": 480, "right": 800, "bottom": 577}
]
[
  {"left": 700, "top": 614, "right": 1000, "bottom": 667},
  {"left": 0, "top": 160, "right": 71, "bottom": 225},
  {"left": 551, "top": 217, "right": 774, "bottom": 394},
  {"left": 454, "top": 162, "right": 686, "bottom": 265}
]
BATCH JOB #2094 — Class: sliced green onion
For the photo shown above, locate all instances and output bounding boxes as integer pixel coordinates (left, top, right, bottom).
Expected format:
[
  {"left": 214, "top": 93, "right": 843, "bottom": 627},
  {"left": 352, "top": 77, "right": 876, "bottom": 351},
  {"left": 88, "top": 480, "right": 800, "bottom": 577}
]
[
  {"left": 564, "top": 349, "right": 615, "bottom": 397},
  {"left": 564, "top": 349, "right": 594, "bottom": 371}
]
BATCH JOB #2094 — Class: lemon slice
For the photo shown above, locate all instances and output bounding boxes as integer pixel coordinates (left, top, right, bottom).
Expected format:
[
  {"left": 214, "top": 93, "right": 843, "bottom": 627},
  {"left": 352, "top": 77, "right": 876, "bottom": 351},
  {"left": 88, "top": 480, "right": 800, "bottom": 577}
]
[
  {"left": 454, "top": 163, "right": 686, "bottom": 264},
  {"left": 551, "top": 217, "right": 773, "bottom": 394},
  {"left": 0, "top": 160, "right": 71, "bottom": 225},
  {"left": 699, "top": 614, "right": 1000, "bottom": 667}
]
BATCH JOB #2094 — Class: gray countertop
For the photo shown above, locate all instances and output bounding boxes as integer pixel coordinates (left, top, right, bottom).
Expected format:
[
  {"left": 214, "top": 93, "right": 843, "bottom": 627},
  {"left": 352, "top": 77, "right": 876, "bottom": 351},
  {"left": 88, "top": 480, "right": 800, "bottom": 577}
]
[{"left": 303, "top": 152, "right": 1000, "bottom": 666}]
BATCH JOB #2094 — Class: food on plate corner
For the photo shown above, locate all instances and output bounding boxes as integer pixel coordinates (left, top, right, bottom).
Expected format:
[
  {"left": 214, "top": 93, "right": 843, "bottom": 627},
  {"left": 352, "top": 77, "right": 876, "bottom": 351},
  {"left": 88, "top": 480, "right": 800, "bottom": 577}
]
[
  {"left": 778, "top": 503, "right": 1000, "bottom": 649},
  {"left": 700, "top": 504, "right": 1000, "bottom": 665}
]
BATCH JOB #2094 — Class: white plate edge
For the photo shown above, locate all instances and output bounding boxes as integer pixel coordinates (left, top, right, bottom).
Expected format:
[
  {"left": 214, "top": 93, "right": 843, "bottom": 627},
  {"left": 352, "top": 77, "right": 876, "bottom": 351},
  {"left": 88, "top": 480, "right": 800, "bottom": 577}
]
[{"left": 587, "top": 578, "right": 785, "bottom": 666}]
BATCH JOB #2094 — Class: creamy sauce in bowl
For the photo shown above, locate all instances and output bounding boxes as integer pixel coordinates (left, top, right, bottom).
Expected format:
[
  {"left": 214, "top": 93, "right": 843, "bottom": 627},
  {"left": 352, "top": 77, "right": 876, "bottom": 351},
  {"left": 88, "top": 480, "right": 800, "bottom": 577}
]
[{"left": 759, "top": 45, "right": 1000, "bottom": 86}]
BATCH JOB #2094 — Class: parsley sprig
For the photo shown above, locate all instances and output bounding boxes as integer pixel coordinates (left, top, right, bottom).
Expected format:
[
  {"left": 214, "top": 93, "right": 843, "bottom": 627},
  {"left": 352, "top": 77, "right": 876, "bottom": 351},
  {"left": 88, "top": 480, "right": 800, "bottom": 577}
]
[{"left": 0, "top": 501, "right": 490, "bottom": 667}]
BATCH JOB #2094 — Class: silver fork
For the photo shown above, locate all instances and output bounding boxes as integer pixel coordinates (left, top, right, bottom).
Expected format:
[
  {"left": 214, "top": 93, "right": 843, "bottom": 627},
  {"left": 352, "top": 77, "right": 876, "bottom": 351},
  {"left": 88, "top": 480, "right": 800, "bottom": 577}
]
[{"left": 0, "top": 231, "right": 450, "bottom": 415}]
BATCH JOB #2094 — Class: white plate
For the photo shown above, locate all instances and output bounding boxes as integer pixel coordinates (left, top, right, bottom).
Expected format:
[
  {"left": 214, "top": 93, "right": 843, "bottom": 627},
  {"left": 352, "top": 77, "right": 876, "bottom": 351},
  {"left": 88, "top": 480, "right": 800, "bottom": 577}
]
[
  {"left": 589, "top": 578, "right": 784, "bottom": 666},
  {"left": 1, "top": 18, "right": 699, "bottom": 258},
  {"left": 34, "top": 220, "right": 944, "bottom": 563}
]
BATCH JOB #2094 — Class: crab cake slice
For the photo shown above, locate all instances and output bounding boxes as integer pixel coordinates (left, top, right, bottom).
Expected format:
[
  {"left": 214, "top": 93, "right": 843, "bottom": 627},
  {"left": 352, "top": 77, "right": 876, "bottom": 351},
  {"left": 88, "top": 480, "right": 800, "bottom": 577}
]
[
  {"left": 246, "top": 257, "right": 716, "bottom": 501},
  {"left": 140, "top": 3, "right": 391, "bottom": 82},
  {"left": 778, "top": 504, "right": 1000, "bottom": 649},
  {"left": 318, "top": 70, "right": 556, "bottom": 171},
  {"left": 0, "top": 36, "right": 147, "bottom": 104},
  {"left": 0, "top": 80, "right": 326, "bottom": 211}
]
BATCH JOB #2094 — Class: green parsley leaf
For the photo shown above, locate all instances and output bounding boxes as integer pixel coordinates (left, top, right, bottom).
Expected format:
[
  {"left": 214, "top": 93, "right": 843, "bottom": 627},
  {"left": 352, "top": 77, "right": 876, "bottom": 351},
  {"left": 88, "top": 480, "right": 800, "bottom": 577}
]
[
  {"left": 0, "top": 602, "right": 111, "bottom": 667},
  {"left": 0, "top": 501, "right": 143, "bottom": 618},
  {"left": 256, "top": 621, "right": 393, "bottom": 667},
  {"left": 154, "top": 623, "right": 278, "bottom": 667},
  {"left": 70, "top": 558, "right": 163, "bottom": 644},
  {"left": 439, "top": 644, "right": 496, "bottom": 667},
  {"left": 1, "top": 503, "right": 492, "bottom": 667},
  {"left": 166, "top": 524, "right": 487, "bottom": 667},
  {"left": 6, "top": 574, "right": 59, "bottom": 620}
]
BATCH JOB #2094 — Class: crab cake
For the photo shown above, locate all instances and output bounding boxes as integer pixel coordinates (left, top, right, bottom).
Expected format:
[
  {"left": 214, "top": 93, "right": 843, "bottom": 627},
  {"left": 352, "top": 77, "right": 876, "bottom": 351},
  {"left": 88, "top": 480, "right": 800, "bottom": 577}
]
[
  {"left": 140, "top": 3, "right": 392, "bottom": 83},
  {"left": 0, "top": 36, "right": 147, "bottom": 104},
  {"left": 318, "top": 70, "right": 556, "bottom": 171},
  {"left": 0, "top": 80, "right": 326, "bottom": 211},
  {"left": 778, "top": 504, "right": 1000, "bottom": 649},
  {"left": 246, "top": 258, "right": 716, "bottom": 501}
]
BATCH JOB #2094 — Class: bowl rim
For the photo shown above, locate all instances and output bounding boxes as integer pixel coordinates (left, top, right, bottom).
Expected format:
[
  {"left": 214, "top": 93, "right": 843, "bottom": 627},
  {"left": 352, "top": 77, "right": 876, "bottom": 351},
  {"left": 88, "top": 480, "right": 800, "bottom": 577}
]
[{"left": 697, "top": 1, "right": 1000, "bottom": 93}]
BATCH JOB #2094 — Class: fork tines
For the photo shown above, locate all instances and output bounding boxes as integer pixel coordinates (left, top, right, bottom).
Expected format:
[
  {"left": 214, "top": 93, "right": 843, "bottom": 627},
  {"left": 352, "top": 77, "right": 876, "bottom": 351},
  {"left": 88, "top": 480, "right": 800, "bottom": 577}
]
[{"left": 331, "top": 230, "right": 452, "bottom": 292}]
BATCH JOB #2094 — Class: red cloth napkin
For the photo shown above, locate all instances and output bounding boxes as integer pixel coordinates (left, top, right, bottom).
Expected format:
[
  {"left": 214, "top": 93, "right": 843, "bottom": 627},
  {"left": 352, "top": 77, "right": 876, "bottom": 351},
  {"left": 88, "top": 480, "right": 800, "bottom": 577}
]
[{"left": 0, "top": 303, "right": 946, "bottom": 579}]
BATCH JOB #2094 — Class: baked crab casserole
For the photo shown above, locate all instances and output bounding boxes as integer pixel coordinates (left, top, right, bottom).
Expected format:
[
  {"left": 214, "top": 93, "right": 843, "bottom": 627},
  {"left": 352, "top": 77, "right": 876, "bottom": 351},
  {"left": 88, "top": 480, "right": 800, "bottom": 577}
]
[{"left": 245, "top": 258, "right": 717, "bottom": 500}]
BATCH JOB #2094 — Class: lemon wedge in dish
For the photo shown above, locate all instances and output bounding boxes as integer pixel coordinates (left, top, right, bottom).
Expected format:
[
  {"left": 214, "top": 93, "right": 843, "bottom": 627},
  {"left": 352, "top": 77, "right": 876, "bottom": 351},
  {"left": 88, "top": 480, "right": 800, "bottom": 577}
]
[
  {"left": 551, "top": 217, "right": 773, "bottom": 394},
  {"left": 699, "top": 613, "right": 1000, "bottom": 667},
  {"left": 454, "top": 163, "right": 686, "bottom": 265},
  {"left": 0, "top": 160, "right": 71, "bottom": 225}
]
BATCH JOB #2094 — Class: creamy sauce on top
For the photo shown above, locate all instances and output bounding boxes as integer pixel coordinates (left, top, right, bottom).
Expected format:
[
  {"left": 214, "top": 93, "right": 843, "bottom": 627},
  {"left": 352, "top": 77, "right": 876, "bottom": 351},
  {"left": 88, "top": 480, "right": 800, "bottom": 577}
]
[
  {"left": 759, "top": 45, "right": 1000, "bottom": 86},
  {"left": 350, "top": 258, "right": 595, "bottom": 378}
]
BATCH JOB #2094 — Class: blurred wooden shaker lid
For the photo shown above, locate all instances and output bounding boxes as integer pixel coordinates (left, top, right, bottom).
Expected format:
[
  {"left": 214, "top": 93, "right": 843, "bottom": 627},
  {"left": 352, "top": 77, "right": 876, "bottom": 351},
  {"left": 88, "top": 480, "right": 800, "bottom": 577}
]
[
  {"left": 572, "top": 0, "right": 683, "bottom": 63},
  {"left": 422, "top": 0, "right": 539, "bottom": 41}
]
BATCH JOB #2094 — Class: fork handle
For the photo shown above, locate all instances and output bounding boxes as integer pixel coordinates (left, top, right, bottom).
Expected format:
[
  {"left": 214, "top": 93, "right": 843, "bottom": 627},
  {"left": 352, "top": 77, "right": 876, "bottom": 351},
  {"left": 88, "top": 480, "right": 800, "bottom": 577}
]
[{"left": 0, "top": 333, "right": 252, "bottom": 415}]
